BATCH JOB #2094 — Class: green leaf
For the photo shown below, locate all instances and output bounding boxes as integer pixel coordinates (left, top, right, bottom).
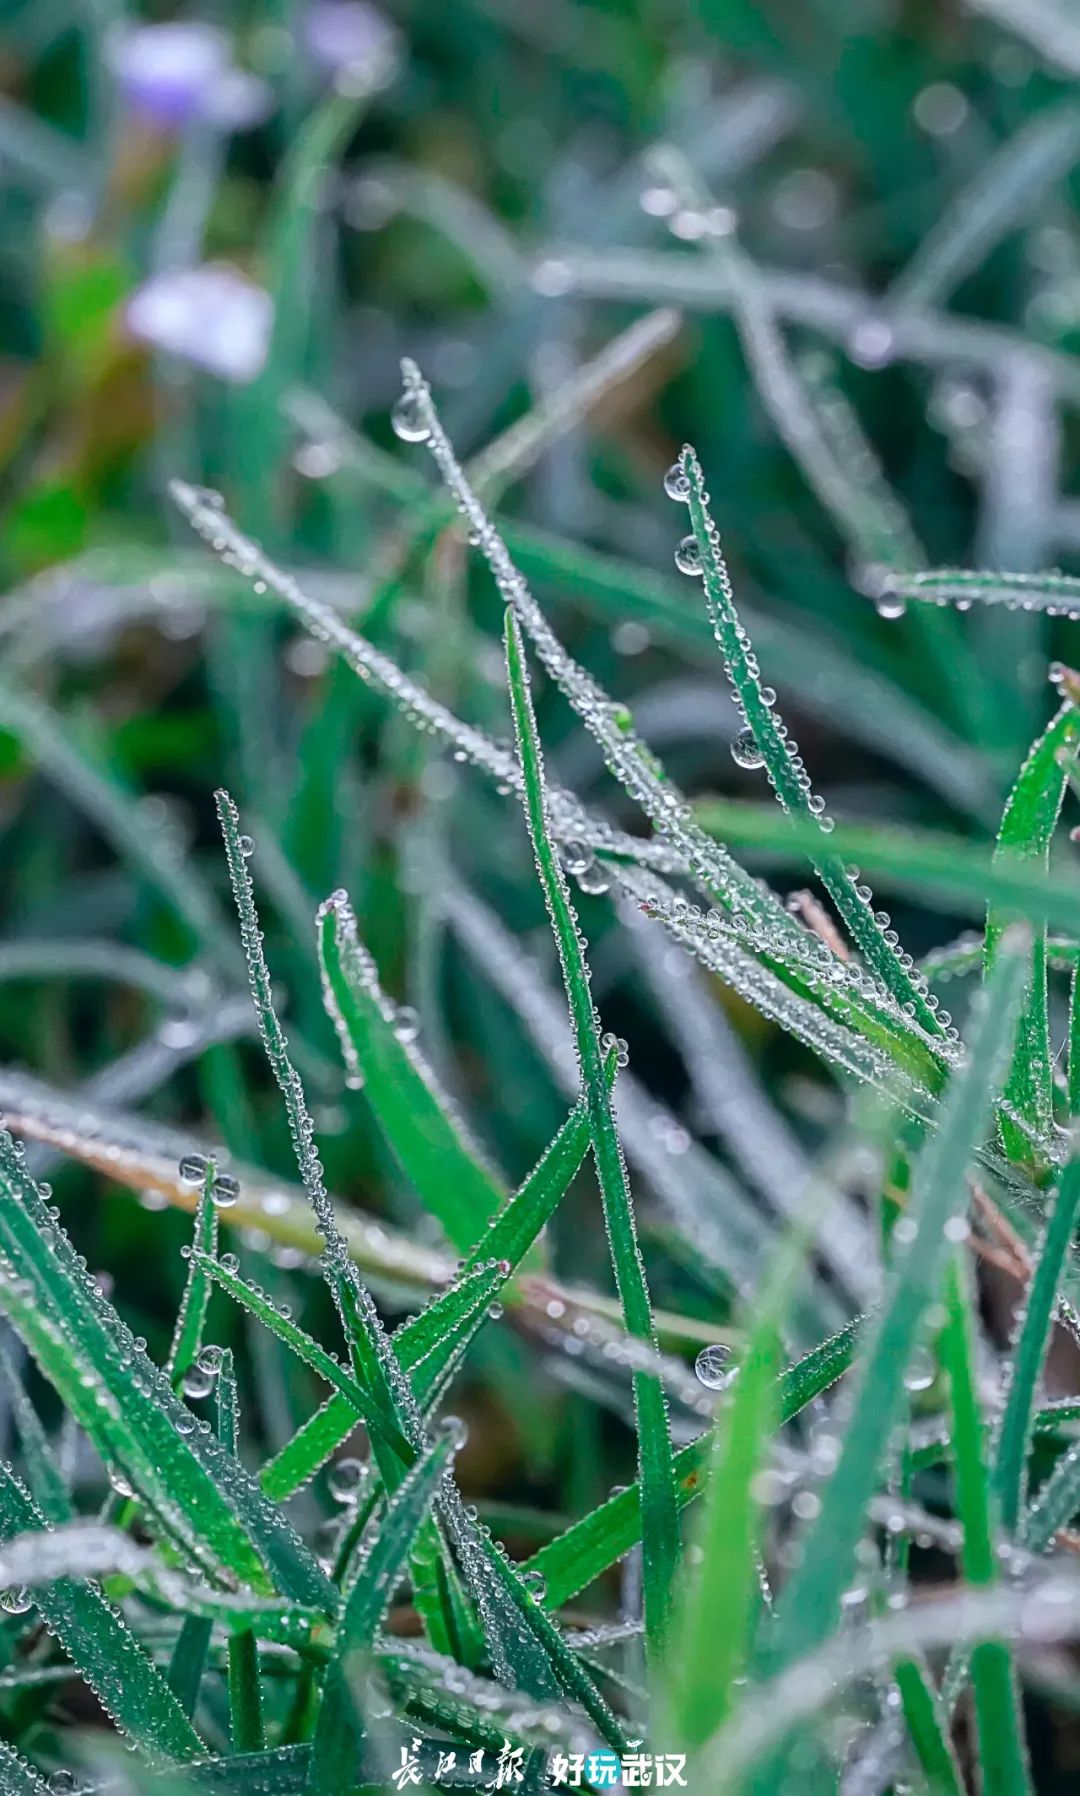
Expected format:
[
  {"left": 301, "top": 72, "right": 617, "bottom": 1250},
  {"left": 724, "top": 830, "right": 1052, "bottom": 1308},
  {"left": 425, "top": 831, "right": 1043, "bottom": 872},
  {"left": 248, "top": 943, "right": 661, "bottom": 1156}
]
[
  {"left": 940, "top": 1252, "right": 1032, "bottom": 1795},
  {"left": 764, "top": 940, "right": 1026, "bottom": 1672},
  {"left": 503, "top": 604, "right": 679, "bottom": 1660},
  {"left": 317, "top": 891, "right": 503, "bottom": 1249},
  {"left": 307, "top": 1431, "right": 457, "bottom": 1792},
  {"left": 0, "top": 1465, "right": 205, "bottom": 1765},
  {"left": 995, "top": 1159, "right": 1080, "bottom": 1531}
]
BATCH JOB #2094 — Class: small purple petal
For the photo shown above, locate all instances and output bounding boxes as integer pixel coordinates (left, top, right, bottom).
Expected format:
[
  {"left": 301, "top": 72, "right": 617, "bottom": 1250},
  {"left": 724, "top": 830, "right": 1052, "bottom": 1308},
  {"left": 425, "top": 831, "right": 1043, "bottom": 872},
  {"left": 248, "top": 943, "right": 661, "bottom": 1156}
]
[
  {"left": 109, "top": 23, "right": 229, "bottom": 129},
  {"left": 125, "top": 265, "right": 273, "bottom": 384},
  {"left": 108, "top": 23, "right": 273, "bottom": 133},
  {"left": 303, "top": 1, "right": 399, "bottom": 83}
]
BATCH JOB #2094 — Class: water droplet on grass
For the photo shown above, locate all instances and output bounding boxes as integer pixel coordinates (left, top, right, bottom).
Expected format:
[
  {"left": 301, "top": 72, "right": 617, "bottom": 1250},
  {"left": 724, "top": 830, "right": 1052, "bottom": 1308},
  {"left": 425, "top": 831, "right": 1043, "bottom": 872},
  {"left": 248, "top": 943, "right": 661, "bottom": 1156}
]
[
  {"left": 674, "top": 534, "right": 703, "bottom": 576},
  {"left": 695, "top": 1343, "right": 732, "bottom": 1389},
  {"left": 391, "top": 392, "right": 431, "bottom": 443},
  {"left": 663, "top": 463, "right": 690, "bottom": 502},
  {"left": 731, "top": 729, "right": 765, "bottom": 770},
  {"left": 177, "top": 1153, "right": 208, "bottom": 1183}
]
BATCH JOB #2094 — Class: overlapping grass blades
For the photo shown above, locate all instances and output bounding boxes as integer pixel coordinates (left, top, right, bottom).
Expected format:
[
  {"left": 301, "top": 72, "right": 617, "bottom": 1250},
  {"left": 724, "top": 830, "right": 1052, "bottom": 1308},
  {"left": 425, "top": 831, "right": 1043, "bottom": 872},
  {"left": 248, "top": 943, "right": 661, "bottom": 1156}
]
[
  {"left": 764, "top": 937, "right": 1026, "bottom": 1675},
  {"left": 503, "top": 604, "right": 680, "bottom": 1660}
]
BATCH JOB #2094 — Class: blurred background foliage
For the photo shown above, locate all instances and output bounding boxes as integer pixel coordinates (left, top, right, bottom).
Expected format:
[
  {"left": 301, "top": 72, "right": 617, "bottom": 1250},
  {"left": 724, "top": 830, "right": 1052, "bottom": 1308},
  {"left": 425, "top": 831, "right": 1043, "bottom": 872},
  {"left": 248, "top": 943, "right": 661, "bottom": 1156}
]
[{"left": 3, "top": 0, "right": 1080, "bottom": 1743}]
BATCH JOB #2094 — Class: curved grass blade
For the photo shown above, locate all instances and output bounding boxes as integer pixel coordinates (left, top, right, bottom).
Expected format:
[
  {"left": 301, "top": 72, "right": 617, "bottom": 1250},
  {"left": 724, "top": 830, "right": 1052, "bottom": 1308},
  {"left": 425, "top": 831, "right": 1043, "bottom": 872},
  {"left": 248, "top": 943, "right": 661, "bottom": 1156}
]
[
  {"left": 878, "top": 567, "right": 1080, "bottom": 620},
  {"left": 306, "top": 1431, "right": 458, "bottom": 1793},
  {"left": 0, "top": 1465, "right": 205, "bottom": 1765},
  {"left": 694, "top": 796, "right": 1080, "bottom": 942},
  {"left": 995, "top": 1159, "right": 1080, "bottom": 1532},
  {"left": 680, "top": 445, "right": 946, "bottom": 1042},
  {"left": 526, "top": 1315, "right": 862, "bottom": 1612},
  {"left": 764, "top": 940, "right": 1026, "bottom": 1673},
  {"left": 504, "top": 605, "right": 679, "bottom": 1659},
  {"left": 940, "top": 1252, "right": 1032, "bottom": 1794},
  {"left": 986, "top": 689, "right": 1080, "bottom": 1161},
  {"left": 316, "top": 891, "right": 503, "bottom": 1249}
]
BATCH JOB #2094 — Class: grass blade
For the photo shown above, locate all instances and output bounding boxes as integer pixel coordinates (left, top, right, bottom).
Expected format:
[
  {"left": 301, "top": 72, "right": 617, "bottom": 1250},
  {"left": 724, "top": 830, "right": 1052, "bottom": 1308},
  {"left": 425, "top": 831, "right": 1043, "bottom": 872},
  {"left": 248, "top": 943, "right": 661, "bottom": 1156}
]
[
  {"left": 0, "top": 1465, "right": 205, "bottom": 1765},
  {"left": 503, "top": 605, "right": 679, "bottom": 1659},
  {"left": 995, "top": 1159, "right": 1080, "bottom": 1530},
  {"left": 680, "top": 444, "right": 946, "bottom": 1042},
  {"left": 317, "top": 890, "right": 503, "bottom": 1249},
  {"left": 166, "top": 1160, "right": 219, "bottom": 1388},
  {"left": 986, "top": 686, "right": 1080, "bottom": 1162},
  {"left": 765, "top": 937, "right": 1026, "bottom": 1671},
  {"left": 306, "top": 1431, "right": 458, "bottom": 1792},
  {"left": 526, "top": 1319, "right": 862, "bottom": 1612},
  {"left": 940, "top": 1253, "right": 1032, "bottom": 1794}
]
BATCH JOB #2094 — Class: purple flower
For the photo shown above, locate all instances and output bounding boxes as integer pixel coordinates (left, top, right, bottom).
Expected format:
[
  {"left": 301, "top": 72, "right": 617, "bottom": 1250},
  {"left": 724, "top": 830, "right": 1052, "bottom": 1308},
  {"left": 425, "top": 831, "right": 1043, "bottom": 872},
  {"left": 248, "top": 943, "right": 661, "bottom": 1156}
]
[
  {"left": 108, "top": 23, "right": 271, "bottom": 132},
  {"left": 125, "top": 265, "right": 273, "bottom": 384},
  {"left": 303, "top": 2, "right": 399, "bottom": 86}
]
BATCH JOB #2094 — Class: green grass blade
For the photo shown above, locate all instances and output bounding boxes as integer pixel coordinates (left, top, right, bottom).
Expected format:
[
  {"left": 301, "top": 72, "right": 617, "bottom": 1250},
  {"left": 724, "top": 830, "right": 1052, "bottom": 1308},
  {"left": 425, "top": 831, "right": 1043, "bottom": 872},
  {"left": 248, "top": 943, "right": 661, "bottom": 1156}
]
[
  {"left": 503, "top": 605, "right": 679, "bottom": 1659},
  {"left": 259, "top": 1393, "right": 358, "bottom": 1502},
  {"left": 194, "top": 1251, "right": 412, "bottom": 1461},
  {"left": 260, "top": 1084, "right": 601, "bottom": 1496},
  {"left": 526, "top": 1316, "right": 862, "bottom": 1611},
  {"left": 694, "top": 796, "right": 1080, "bottom": 942},
  {"left": 0, "top": 1742, "right": 48, "bottom": 1796},
  {"left": 680, "top": 445, "right": 945, "bottom": 1041},
  {"left": 940, "top": 1252, "right": 1032, "bottom": 1795},
  {"left": 765, "top": 940, "right": 1026, "bottom": 1671},
  {"left": 166, "top": 1162, "right": 219, "bottom": 1387},
  {"left": 307, "top": 1432, "right": 457, "bottom": 1793},
  {"left": 168, "top": 1616, "right": 214, "bottom": 1722},
  {"left": 995, "top": 1159, "right": 1080, "bottom": 1531},
  {"left": 877, "top": 568, "right": 1080, "bottom": 619},
  {"left": 0, "top": 1466, "right": 205, "bottom": 1765},
  {"left": 663, "top": 1299, "right": 780, "bottom": 1750},
  {"left": 986, "top": 690, "right": 1080, "bottom": 1160},
  {"left": 0, "top": 1341, "right": 73, "bottom": 1524},
  {"left": 0, "top": 1131, "right": 334, "bottom": 1610},
  {"left": 317, "top": 890, "right": 503, "bottom": 1249},
  {"left": 893, "top": 1657, "right": 965, "bottom": 1796},
  {"left": 215, "top": 1351, "right": 265, "bottom": 1757}
]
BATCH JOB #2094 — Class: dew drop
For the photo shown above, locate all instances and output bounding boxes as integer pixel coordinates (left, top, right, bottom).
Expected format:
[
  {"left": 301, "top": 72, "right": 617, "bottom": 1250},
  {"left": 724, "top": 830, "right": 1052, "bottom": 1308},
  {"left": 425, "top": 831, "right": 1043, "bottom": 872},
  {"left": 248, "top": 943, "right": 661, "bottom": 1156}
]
[
  {"left": 904, "top": 1345, "right": 936, "bottom": 1393},
  {"left": 439, "top": 1413, "right": 468, "bottom": 1451},
  {"left": 674, "top": 534, "right": 703, "bottom": 577},
  {"left": 561, "top": 840, "right": 593, "bottom": 875},
  {"left": 177, "top": 1153, "right": 208, "bottom": 1184},
  {"left": 328, "top": 1456, "right": 366, "bottom": 1503},
  {"left": 875, "top": 594, "right": 907, "bottom": 621},
  {"left": 731, "top": 729, "right": 765, "bottom": 770},
  {"left": 695, "top": 1343, "right": 732, "bottom": 1390},
  {"left": 663, "top": 463, "right": 690, "bottom": 503},
  {"left": 576, "top": 861, "right": 611, "bottom": 896},
  {"left": 391, "top": 392, "right": 431, "bottom": 444},
  {"left": 182, "top": 1364, "right": 215, "bottom": 1400},
  {"left": 238, "top": 834, "right": 255, "bottom": 857},
  {"left": 0, "top": 1587, "right": 31, "bottom": 1615},
  {"left": 392, "top": 1004, "right": 420, "bottom": 1044},
  {"left": 210, "top": 1173, "right": 240, "bottom": 1209}
]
